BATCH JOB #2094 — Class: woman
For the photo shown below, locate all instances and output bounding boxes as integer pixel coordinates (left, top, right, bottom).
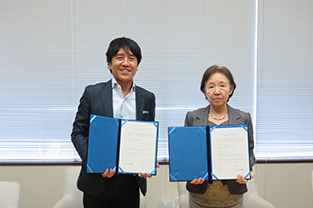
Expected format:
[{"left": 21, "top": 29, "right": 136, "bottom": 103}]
[{"left": 185, "top": 65, "right": 255, "bottom": 208}]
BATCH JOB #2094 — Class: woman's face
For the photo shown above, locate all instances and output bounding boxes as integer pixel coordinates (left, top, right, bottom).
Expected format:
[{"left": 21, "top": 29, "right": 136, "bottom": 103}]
[{"left": 204, "top": 72, "right": 234, "bottom": 109}]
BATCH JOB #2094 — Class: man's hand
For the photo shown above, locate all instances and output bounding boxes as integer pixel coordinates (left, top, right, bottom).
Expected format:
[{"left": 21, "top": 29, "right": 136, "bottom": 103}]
[
  {"left": 101, "top": 168, "right": 116, "bottom": 178},
  {"left": 136, "top": 162, "right": 160, "bottom": 179},
  {"left": 138, "top": 173, "right": 152, "bottom": 179}
]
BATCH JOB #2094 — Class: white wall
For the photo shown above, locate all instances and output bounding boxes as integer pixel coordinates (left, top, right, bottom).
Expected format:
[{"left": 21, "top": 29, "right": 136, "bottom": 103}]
[
  {"left": 254, "top": 163, "right": 313, "bottom": 208},
  {"left": 0, "top": 163, "right": 313, "bottom": 208}
]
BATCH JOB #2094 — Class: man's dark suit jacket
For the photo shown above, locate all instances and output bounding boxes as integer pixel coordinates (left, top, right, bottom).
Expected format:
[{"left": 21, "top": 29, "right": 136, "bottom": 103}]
[
  {"left": 71, "top": 80, "right": 155, "bottom": 196},
  {"left": 184, "top": 105, "right": 255, "bottom": 195}
]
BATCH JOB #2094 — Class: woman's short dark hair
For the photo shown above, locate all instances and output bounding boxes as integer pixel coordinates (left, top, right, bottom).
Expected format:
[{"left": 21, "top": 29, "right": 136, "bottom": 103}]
[
  {"left": 105, "top": 37, "right": 142, "bottom": 66},
  {"left": 200, "top": 65, "right": 236, "bottom": 101}
]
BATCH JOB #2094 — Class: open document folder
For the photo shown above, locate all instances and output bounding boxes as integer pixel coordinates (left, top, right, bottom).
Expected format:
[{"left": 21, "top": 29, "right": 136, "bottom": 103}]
[
  {"left": 168, "top": 125, "right": 251, "bottom": 181},
  {"left": 87, "top": 114, "right": 159, "bottom": 175}
]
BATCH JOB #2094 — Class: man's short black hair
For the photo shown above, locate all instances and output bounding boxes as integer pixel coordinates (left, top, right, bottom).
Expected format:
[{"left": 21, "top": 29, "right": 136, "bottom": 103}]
[{"left": 106, "top": 37, "right": 142, "bottom": 66}]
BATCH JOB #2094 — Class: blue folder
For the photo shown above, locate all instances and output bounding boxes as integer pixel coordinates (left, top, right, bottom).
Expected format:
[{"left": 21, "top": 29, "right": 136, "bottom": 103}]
[
  {"left": 168, "top": 126, "right": 209, "bottom": 181},
  {"left": 87, "top": 114, "right": 158, "bottom": 175},
  {"left": 87, "top": 115, "right": 119, "bottom": 173},
  {"left": 168, "top": 125, "right": 250, "bottom": 182}
]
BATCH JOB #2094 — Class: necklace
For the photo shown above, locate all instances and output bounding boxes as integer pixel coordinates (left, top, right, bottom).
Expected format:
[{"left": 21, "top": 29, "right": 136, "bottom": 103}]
[{"left": 210, "top": 109, "right": 228, "bottom": 120}]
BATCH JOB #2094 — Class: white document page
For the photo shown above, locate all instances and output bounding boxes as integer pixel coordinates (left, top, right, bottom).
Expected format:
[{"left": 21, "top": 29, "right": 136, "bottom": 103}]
[
  {"left": 118, "top": 120, "right": 157, "bottom": 174},
  {"left": 210, "top": 125, "right": 250, "bottom": 180}
]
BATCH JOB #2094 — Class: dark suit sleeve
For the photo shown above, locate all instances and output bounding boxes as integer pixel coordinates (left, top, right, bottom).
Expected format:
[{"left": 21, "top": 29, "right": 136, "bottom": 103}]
[
  {"left": 184, "top": 111, "right": 191, "bottom": 126},
  {"left": 71, "top": 86, "right": 91, "bottom": 164}
]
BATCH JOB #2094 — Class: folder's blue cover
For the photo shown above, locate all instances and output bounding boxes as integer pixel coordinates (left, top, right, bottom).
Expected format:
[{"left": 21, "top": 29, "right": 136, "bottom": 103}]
[
  {"left": 87, "top": 114, "right": 119, "bottom": 173},
  {"left": 87, "top": 115, "right": 159, "bottom": 175},
  {"left": 168, "top": 126, "right": 209, "bottom": 181}
]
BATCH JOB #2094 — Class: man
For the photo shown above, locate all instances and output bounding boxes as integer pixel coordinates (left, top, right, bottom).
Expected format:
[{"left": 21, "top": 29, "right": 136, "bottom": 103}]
[{"left": 71, "top": 37, "right": 156, "bottom": 207}]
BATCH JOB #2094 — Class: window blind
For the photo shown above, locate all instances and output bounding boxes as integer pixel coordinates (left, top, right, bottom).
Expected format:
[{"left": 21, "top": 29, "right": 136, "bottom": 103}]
[
  {"left": 256, "top": 0, "right": 313, "bottom": 160},
  {"left": 0, "top": 0, "right": 256, "bottom": 163}
]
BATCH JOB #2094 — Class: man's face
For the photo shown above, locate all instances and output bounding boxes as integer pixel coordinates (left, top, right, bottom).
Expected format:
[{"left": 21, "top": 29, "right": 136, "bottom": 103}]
[{"left": 109, "top": 48, "right": 138, "bottom": 86}]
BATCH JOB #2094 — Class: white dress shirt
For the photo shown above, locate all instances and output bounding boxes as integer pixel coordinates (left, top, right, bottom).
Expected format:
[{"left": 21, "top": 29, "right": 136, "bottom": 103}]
[{"left": 111, "top": 77, "right": 136, "bottom": 120}]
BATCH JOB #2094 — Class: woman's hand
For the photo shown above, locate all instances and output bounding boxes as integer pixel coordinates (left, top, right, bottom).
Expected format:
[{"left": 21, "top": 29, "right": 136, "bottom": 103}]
[
  {"left": 190, "top": 178, "right": 205, "bottom": 185},
  {"left": 236, "top": 171, "right": 254, "bottom": 184}
]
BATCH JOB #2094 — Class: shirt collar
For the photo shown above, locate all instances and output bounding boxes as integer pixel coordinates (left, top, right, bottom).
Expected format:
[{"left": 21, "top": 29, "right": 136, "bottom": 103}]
[{"left": 111, "top": 76, "right": 136, "bottom": 91}]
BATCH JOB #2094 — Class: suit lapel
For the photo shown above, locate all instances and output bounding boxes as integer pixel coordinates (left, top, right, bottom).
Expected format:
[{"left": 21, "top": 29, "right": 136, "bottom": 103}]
[
  {"left": 228, "top": 105, "right": 241, "bottom": 124},
  {"left": 136, "top": 86, "right": 144, "bottom": 120},
  {"left": 100, "top": 80, "right": 113, "bottom": 117},
  {"left": 196, "top": 106, "right": 210, "bottom": 126}
]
